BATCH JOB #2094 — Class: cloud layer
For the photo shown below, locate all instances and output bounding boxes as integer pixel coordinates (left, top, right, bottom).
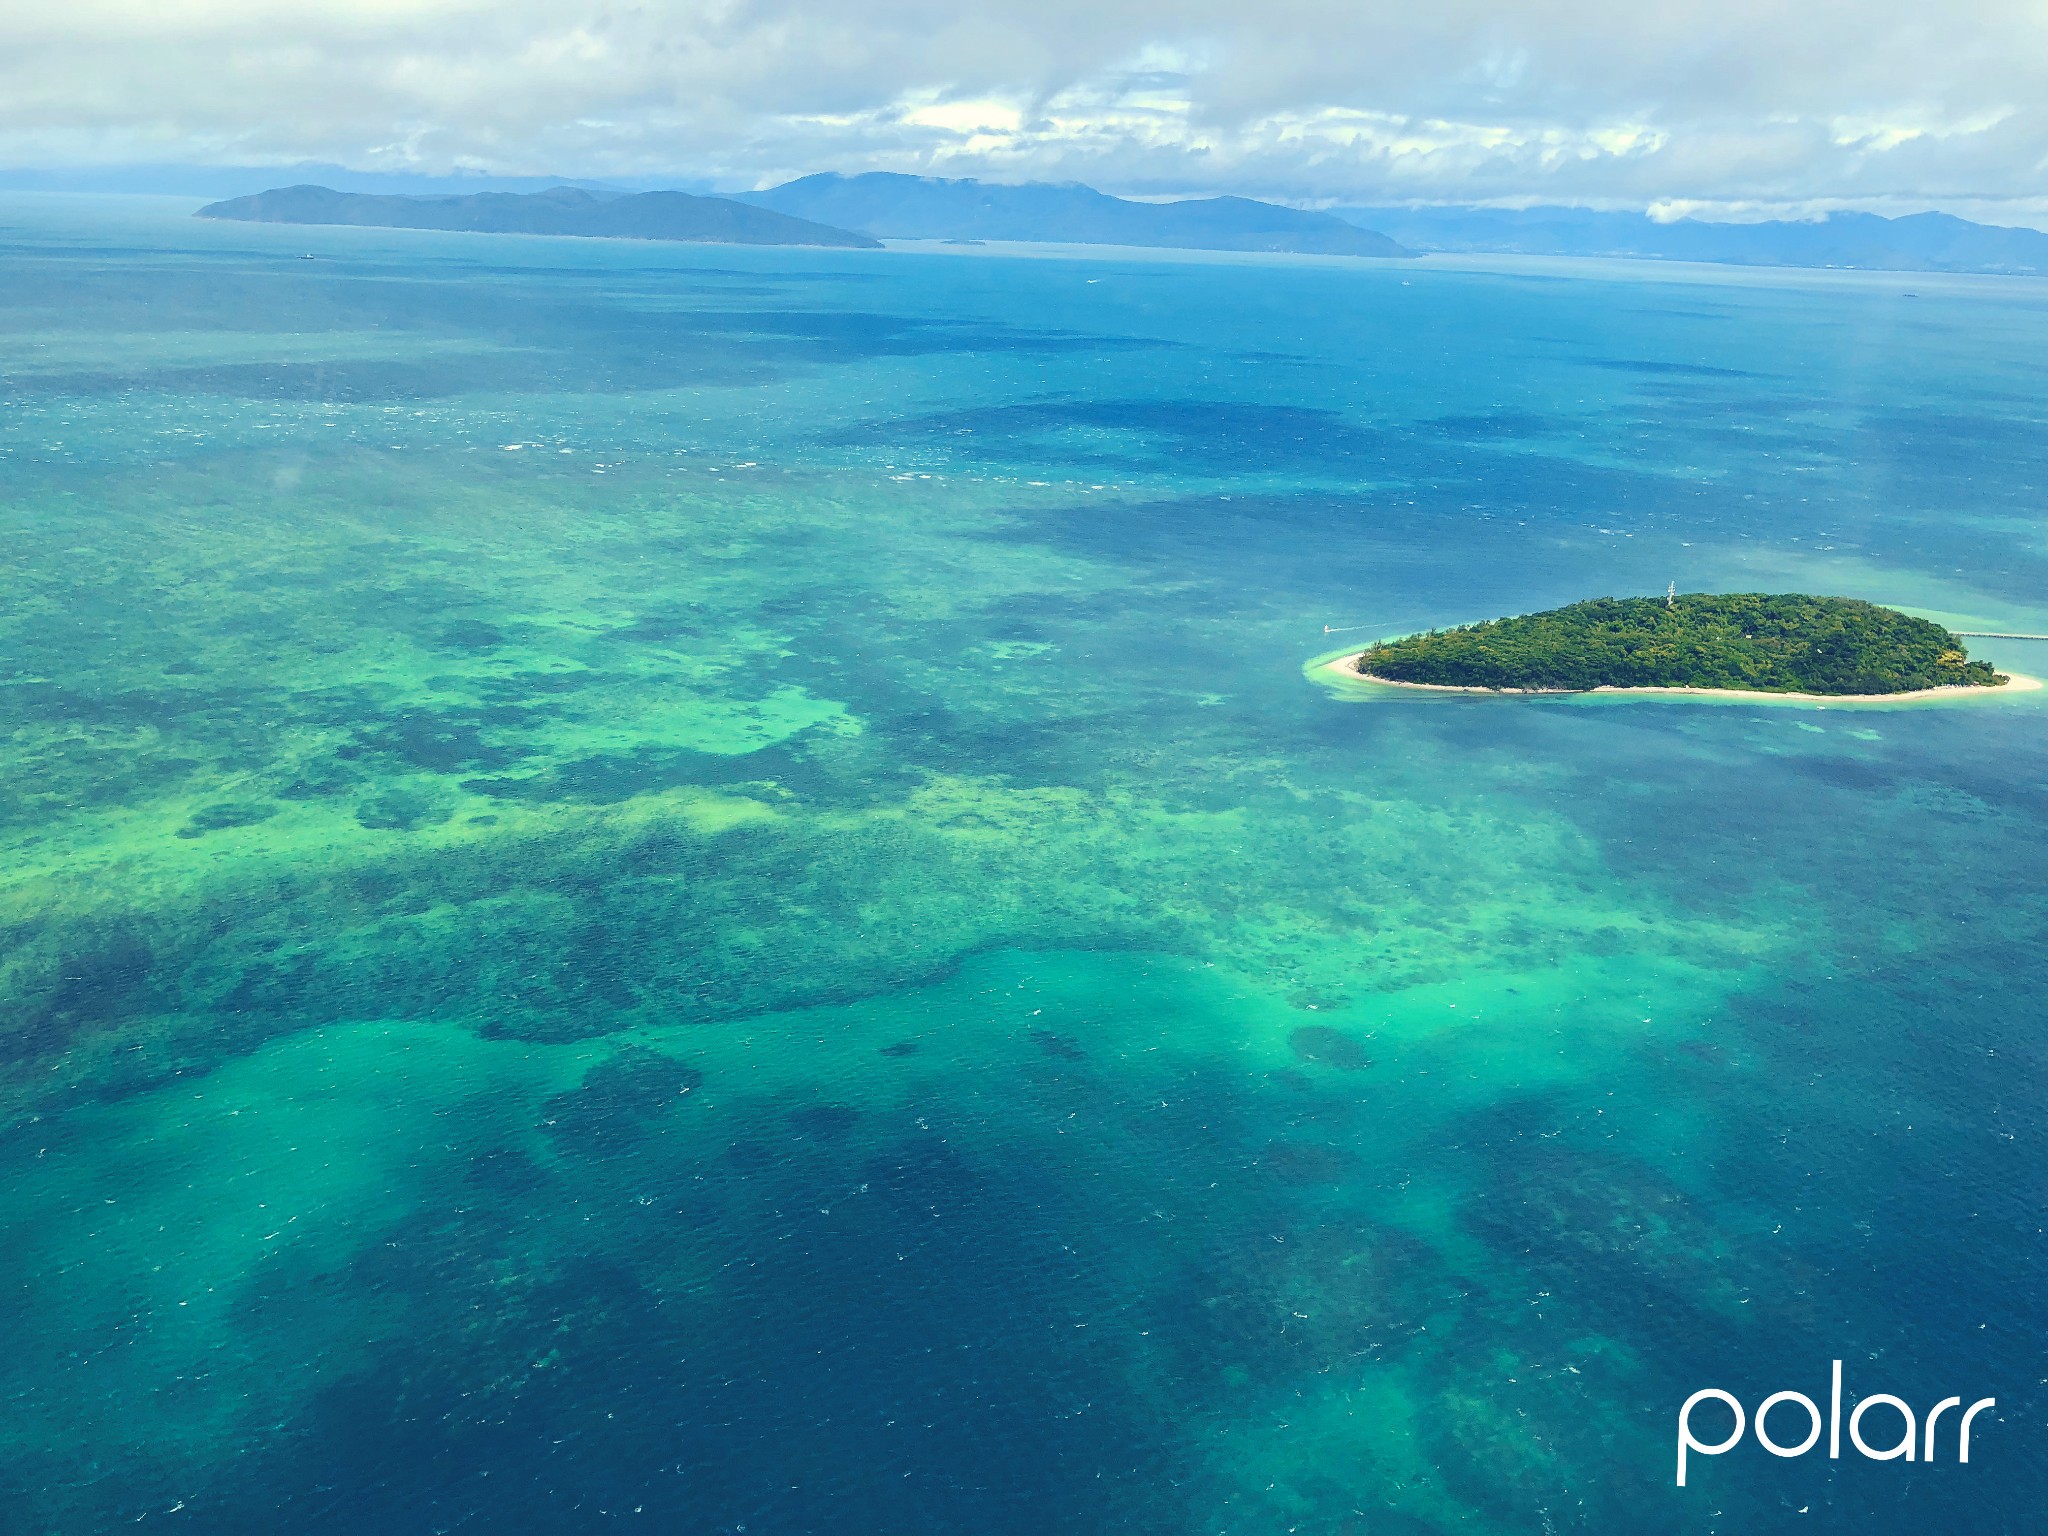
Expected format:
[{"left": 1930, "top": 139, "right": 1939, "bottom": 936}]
[{"left": 5, "top": 0, "right": 2046, "bottom": 215}]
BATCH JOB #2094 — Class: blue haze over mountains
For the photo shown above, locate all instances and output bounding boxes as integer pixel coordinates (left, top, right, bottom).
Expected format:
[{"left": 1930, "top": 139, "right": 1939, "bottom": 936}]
[
  {"left": 1339, "top": 204, "right": 2048, "bottom": 276},
  {"left": 747, "top": 173, "right": 2048, "bottom": 276},
  {"left": 736, "top": 172, "right": 1411, "bottom": 256},
  {"left": 38, "top": 159, "right": 2048, "bottom": 275}
]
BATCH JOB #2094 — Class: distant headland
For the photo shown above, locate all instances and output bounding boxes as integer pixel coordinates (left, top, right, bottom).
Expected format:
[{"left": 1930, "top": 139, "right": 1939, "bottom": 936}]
[
  {"left": 195, "top": 185, "right": 884, "bottom": 249},
  {"left": 1321, "top": 594, "right": 2035, "bottom": 701},
  {"left": 194, "top": 177, "right": 1416, "bottom": 259}
]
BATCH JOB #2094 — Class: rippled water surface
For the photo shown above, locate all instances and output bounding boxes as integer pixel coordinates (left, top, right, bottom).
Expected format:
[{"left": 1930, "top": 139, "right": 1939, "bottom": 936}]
[{"left": 4, "top": 195, "right": 2047, "bottom": 1532}]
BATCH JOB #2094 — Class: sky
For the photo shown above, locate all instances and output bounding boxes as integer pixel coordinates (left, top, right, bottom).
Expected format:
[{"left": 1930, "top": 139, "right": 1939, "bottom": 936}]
[{"left": 4, "top": 0, "right": 2047, "bottom": 220}]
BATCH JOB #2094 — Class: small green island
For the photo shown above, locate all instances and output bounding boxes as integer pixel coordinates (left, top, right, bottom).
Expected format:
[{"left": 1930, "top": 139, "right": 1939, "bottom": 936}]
[{"left": 1345, "top": 593, "right": 2012, "bottom": 696}]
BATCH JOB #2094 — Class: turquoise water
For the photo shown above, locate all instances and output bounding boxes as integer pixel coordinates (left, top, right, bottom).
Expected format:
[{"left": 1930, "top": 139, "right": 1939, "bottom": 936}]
[{"left": 3, "top": 194, "right": 2047, "bottom": 1532}]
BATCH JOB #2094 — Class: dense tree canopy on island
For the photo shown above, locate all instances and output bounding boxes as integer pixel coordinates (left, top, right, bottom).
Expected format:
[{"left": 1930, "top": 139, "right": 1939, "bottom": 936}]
[{"left": 1355, "top": 594, "right": 2008, "bottom": 695}]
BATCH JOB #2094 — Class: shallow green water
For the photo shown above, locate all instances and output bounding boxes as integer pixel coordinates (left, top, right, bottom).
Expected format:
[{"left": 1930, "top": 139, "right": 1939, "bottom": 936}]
[{"left": 3, "top": 196, "right": 2047, "bottom": 1532}]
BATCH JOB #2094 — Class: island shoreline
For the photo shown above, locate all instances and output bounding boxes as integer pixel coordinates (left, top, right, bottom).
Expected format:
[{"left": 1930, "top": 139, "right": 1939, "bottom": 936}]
[{"left": 1316, "top": 651, "right": 2043, "bottom": 703}]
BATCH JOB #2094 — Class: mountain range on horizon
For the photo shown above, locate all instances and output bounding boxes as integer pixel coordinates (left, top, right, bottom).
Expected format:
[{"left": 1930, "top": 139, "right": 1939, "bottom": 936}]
[
  {"left": 749, "top": 173, "right": 2048, "bottom": 275},
  {"left": 1336, "top": 203, "right": 2048, "bottom": 276},
  {"left": 175, "top": 168, "right": 2048, "bottom": 277},
  {"left": 735, "top": 173, "right": 1414, "bottom": 257},
  {"left": 193, "top": 174, "right": 1419, "bottom": 259}
]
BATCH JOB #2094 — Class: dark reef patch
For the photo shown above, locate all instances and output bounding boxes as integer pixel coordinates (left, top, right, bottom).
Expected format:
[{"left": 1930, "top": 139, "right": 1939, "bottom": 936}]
[
  {"left": 539, "top": 1046, "right": 705, "bottom": 1155},
  {"left": 1288, "top": 1025, "right": 1371, "bottom": 1070},
  {"left": 352, "top": 785, "right": 456, "bottom": 832},
  {"left": 833, "top": 397, "right": 1389, "bottom": 475},
  {"left": 436, "top": 620, "right": 506, "bottom": 651},
  {"left": 360, "top": 708, "right": 531, "bottom": 774},
  {"left": 464, "top": 742, "right": 810, "bottom": 804},
  {"left": 463, "top": 1146, "right": 549, "bottom": 1196},
  {"left": 176, "top": 800, "right": 279, "bottom": 837},
  {"left": 35, "top": 929, "right": 158, "bottom": 1036}
]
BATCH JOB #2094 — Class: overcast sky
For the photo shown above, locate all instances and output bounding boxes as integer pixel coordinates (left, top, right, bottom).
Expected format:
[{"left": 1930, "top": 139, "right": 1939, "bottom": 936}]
[{"left": 5, "top": 0, "right": 2047, "bottom": 218}]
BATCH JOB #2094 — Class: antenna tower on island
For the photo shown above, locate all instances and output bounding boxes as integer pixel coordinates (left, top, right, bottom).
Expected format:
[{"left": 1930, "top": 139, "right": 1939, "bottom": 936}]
[{"left": 1667, "top": 581, "right": 1677, "bottom": 610}]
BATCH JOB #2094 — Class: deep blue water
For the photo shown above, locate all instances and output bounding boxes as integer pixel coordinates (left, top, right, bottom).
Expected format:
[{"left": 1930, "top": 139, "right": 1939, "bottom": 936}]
[{"left": 2, "top": 194, "right": 2047, "bottom": 1533}]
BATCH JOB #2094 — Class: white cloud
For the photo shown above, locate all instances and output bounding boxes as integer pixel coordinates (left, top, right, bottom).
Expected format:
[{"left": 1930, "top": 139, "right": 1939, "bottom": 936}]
[
  {"left": 1, "top": 0, "right": 2045, "bottom": 214},
  {"left": 1828, "top": 107, "right": 2012, "bottom": 152}
]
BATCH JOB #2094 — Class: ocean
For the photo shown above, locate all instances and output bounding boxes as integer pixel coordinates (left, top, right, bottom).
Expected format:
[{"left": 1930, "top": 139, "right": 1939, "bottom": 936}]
[{"left": 3, "top": 194, "right": 2046, "bottom": 1533}]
